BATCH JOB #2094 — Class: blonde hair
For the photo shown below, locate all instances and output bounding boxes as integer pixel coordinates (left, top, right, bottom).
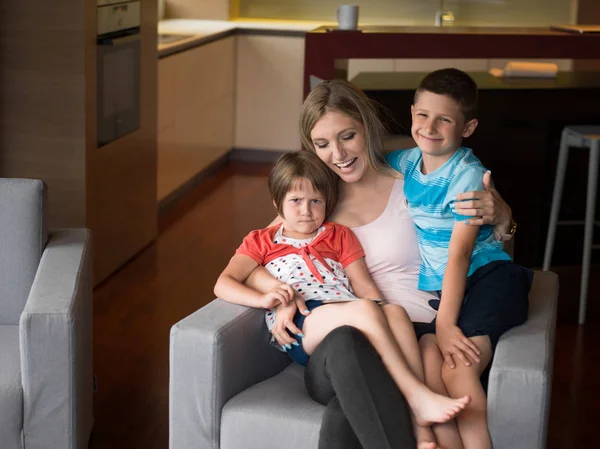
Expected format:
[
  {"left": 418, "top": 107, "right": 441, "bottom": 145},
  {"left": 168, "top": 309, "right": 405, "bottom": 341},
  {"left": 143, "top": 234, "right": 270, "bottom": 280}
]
[
  {"left": 268, "top": 151, "right": 339, "bottom": 219},
  {"left": 299, "top": 79, "right": 397, "bottom": 177}
]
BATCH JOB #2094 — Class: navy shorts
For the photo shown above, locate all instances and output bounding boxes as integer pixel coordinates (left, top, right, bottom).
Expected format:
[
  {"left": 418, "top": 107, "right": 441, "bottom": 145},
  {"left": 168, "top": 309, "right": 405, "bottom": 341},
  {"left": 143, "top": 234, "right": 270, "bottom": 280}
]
[
  {"left": 286, "top": 299, "right": 323, "bottom": 367},
  {"left": 413, "top": 260, "right": 533, "bottom": 349}
]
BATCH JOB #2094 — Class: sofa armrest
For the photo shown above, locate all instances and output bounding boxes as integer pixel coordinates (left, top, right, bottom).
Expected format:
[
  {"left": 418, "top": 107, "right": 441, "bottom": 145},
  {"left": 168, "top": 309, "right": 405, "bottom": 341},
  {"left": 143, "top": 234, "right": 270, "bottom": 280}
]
[
  {"left": 169, "top": 298, "right": 290, "bottom": 449},
  {"left": 19, "top": 229, "right": 94, "bottom": 449},
  {"left": 487, "top": 270, "right": 558, "bottom": 449}
]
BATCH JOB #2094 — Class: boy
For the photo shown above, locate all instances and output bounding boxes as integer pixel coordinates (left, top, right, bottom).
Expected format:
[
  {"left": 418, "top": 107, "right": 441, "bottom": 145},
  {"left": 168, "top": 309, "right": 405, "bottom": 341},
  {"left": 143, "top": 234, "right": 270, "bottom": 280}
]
[{"left": 386, "top": 68, "right": 533, "bottom": 449}]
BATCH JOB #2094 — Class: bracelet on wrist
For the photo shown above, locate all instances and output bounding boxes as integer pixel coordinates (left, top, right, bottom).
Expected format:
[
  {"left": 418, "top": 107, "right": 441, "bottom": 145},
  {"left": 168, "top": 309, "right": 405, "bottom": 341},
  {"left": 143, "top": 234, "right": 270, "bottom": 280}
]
[{"left": 494, "top": 219, "right": 517, "bottom": 242}]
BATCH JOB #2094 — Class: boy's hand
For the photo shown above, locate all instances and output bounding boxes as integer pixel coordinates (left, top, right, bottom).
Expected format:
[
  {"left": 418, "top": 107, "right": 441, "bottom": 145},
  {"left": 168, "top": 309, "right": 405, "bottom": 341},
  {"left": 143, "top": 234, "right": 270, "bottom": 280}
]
[
  {"left": 436, "top": 324, "right": 481, "bottom": 368},
  {"left": 271, "top": 301, "right": 303, "bottom": 349},
  {"left": 258, "top": 283, "right": 296, "bottom": 309}
]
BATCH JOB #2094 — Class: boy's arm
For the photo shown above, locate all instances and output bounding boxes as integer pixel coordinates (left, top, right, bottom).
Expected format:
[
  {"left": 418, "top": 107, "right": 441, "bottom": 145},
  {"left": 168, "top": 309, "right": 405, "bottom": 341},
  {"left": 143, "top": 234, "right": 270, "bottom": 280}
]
[
  {"left": 214, "top": 254, "right": 293, "bottom": 309},
  {"left": 436, "top": 222, "right": 482, "bottom": 367},
  {"left": 344, "top": 257, "right": 384, "bottom": 300}
]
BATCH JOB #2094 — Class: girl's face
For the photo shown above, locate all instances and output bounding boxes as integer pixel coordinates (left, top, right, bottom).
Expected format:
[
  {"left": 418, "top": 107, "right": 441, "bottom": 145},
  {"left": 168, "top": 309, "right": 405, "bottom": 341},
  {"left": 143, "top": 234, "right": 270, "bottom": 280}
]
[
  {"left": 309, "top": 110, "right": 370, "bottom": 184},
  {"left": 278, "top": 177, "right": 327, "bottom": 239}
]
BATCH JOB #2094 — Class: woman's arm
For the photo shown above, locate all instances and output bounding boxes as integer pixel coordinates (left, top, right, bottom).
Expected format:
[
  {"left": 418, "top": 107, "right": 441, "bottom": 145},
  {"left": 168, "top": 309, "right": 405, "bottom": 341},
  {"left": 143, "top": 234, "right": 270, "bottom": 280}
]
[
  {"left": 343, "top": 258, "right": 384, "bottom": 300},
  {"left": 436, "top": 222, "right": 482, "bottom": 368},
  {"left": 453, "top": 170, "right": 513, "bottom": 234},
  {"left": 214, "top": 254, "right": 293, "bottom": 309}
]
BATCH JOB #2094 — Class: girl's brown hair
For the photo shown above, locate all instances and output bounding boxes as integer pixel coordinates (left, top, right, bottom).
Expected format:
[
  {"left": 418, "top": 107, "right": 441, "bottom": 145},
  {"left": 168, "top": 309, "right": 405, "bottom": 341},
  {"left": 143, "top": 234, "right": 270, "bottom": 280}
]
[{"left": 269, "top": 151, "right": 339, "bottom": 219}]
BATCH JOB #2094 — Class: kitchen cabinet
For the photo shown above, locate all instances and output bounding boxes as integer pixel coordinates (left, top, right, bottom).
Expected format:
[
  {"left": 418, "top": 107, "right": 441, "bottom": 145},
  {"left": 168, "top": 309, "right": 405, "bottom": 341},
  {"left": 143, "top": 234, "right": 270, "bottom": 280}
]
[
  {"left": 234, "top": 34, "right": 305, "bottom": 152},
  {"left": 157, "top": 36, "right": 235, "bottom": 202}
]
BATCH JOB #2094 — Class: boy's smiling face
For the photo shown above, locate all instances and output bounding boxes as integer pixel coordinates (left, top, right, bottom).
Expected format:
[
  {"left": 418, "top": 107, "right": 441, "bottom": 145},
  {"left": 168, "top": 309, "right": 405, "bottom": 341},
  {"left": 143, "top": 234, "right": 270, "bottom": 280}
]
[{"left": 411, "top": 90, "right": 478, "bottom": 162}]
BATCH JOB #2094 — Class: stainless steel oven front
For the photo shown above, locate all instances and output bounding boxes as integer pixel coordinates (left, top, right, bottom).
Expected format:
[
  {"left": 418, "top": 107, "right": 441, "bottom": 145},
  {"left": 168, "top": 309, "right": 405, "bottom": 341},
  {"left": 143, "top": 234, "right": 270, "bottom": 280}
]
[{"left": 96, "top": 0, "right": 141, "bottom": 147}]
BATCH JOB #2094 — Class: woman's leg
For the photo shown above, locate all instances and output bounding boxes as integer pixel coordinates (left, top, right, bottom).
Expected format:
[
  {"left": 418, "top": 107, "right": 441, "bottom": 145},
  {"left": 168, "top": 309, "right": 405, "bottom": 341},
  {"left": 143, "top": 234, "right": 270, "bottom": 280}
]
[
  {"left": 305, "top": 326, "right": 415, "bottom": 449},
  {"left": 441, "top": 335, "right": 493, "bottom": 449},
  {"left": 420, "top": 334, "right": 464, "bottom": 449},
  {"left": 319, "top": 396, "right": 362, "bottom": 449},
  {"left": 301, "top": 300, "right": 470, "bottom": 426}
]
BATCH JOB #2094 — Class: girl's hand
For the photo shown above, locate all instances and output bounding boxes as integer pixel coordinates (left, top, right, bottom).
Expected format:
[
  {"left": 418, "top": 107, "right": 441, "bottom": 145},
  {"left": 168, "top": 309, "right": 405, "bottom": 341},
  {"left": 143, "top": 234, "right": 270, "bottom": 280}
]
[
  {"left": 436, "top": 324, "right": 481, "bottom": 369},
  {"left": 454, "top": 171, "right": 513, "bottom": 231},
  {"left": 271, "top": 301, "right": 303, "bottom": 349},
  {"left": 258, "top": 283, "right": 296, "bottom": 309}
]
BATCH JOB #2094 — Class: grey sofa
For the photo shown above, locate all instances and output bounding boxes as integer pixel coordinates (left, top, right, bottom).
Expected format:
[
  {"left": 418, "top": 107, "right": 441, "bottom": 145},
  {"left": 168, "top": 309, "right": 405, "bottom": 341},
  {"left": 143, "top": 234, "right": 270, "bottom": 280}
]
[
  {"left": 170, "top": 270, "right": 558, "bottom": 449},
  {"left": 0, "top": 178, "right": 94, "bottom": 449}
]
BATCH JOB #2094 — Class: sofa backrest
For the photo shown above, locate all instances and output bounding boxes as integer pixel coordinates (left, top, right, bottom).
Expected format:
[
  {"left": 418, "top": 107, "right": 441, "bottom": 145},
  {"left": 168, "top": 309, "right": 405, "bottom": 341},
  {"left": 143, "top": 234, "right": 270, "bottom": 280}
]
[{"left": 0, "top": 178, "right": 47, "bottom": 325}]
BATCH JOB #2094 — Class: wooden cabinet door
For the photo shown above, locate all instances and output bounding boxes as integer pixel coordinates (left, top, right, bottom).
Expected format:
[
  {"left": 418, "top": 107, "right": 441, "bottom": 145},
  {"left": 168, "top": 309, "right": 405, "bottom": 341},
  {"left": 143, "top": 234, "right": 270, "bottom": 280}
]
[
  {"left": 235, "top": 34, "right": 304, "bottom": 152},
  {"left": 157, "top": 37, "right": 235, "bottom": 202}
]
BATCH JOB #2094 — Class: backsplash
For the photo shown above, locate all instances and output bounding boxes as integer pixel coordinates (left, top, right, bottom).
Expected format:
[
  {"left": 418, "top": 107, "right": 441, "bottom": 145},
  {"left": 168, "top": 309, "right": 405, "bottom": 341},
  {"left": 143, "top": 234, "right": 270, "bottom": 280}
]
[{"left": 237, "top": 0, "right": 574, "bottom": 26}]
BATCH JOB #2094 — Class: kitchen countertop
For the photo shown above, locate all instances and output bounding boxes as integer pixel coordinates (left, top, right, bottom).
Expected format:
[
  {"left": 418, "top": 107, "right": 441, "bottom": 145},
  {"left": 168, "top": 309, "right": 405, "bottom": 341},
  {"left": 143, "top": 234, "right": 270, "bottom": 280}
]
[{"left": 158, "top": 19, "right": 332, "bottom": 58}]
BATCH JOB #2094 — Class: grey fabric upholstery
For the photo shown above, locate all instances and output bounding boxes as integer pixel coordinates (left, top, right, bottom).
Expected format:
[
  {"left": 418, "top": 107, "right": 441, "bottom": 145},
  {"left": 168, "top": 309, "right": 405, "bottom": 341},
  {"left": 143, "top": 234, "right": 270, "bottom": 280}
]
[
  {"left": 221, "top": 364, "right": 322, "bottom": 449},
  {"left": 488, "top": 270, "right": 558, "bottom": 449},
  {"left": 0, "top": 178, "right": 94, "bottom": 449},
  {"left": 169, "top": 300, "right": 290, "bottom": 449},
  {"left": 170, "top": 270, "right": 558, "bottom": 449},
  {"left": 0, "top": 179, "right": 47, "bottom": 325},
  {"left": 0, "top": 326, "right": 23, "bottom": 449}
]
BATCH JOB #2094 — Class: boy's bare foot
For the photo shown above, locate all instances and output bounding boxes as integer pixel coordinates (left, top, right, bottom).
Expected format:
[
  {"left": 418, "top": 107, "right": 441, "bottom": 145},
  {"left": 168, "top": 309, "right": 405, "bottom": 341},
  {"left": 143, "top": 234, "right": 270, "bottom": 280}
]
[{"left": 410, "top": 389, "right": 470, "bottom": 426}]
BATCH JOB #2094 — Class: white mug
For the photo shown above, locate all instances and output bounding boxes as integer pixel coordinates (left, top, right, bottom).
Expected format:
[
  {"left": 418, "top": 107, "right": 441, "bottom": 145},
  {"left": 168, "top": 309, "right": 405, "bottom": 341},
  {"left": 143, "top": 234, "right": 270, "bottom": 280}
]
[{"left": 337, "top": 5, "right": 359, "bottom": 30}]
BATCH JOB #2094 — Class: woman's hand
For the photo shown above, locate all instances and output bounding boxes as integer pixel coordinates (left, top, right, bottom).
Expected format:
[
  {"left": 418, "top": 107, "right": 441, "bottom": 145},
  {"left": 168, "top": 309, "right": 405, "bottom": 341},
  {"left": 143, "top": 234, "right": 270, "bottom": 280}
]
[
  {"left": 271, "top": 301, "right": 303, "bottom": 349},
  {"left": 258, "top": 283, "right": 296, "bottom": 309},
  {"left": 453, "top": 171, "right": 513, "bottom": 232},
  {"left": 436, "top": 324, "right": 481, "bottom": 369}
]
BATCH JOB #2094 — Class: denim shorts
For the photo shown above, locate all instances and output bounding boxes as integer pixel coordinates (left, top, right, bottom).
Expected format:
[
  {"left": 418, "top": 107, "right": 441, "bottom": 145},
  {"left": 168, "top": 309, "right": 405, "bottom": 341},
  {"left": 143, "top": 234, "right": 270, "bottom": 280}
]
[
  {"left": 412, "top": 260, "right": 533, "bottom": 349},
  {"left": 286, "top": 299, "right": 323, "bottom": 366}
]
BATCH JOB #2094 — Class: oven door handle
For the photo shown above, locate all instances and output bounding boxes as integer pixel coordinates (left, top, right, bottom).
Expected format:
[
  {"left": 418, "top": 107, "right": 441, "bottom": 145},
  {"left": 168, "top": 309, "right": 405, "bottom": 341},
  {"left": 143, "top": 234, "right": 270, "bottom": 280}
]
[{"left": 98, "top": 33, "right": 140, "bottom": 47}]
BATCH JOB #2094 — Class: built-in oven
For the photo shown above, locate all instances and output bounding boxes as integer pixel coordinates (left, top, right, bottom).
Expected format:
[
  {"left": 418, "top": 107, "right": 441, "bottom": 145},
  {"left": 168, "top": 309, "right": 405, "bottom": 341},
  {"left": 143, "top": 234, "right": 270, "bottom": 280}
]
[{"left": 96, "top": 0, "right": 141, "bottom": 147}]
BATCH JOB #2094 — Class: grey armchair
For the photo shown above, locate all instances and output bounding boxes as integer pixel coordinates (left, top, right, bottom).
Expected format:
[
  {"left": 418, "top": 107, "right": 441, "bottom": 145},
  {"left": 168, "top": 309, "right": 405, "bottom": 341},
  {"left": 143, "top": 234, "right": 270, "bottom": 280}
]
[
  {"left": 0, "top": 178, "right": 94, "bottom": 449},
  {"left": 170, "top": 270, "right": 558, "bottom": 449}
]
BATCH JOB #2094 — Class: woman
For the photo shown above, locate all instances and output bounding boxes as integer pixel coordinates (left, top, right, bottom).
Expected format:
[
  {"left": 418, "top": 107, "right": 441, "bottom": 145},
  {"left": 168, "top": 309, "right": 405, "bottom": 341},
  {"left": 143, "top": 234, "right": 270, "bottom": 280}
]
[{"left": 249, "top": 79, "right": 514, "bottom": 449}]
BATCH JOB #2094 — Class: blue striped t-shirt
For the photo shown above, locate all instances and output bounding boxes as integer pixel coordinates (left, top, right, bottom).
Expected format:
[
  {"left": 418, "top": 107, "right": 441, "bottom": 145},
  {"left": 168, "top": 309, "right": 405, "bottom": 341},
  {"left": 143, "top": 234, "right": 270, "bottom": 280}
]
[{"left": 386, "top": 146, "right": 511, "bottom": 292}]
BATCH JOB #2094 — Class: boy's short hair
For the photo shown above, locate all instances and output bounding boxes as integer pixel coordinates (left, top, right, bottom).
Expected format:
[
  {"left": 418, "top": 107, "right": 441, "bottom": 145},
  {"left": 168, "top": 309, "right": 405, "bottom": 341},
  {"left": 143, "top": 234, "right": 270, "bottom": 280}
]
[
  {"left": 269, "top": 151, "right": 339, "bottom": 219},
  {"left": 415, "top": 68, "right": 478, "bottom": 121}
]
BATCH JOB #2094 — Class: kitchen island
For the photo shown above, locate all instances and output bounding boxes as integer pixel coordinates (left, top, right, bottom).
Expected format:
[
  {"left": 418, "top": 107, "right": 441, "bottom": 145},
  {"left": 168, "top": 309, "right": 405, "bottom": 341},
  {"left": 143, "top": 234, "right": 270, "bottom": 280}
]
[{"left": 304, "top": 25, "right": 600, "bottom": 95}]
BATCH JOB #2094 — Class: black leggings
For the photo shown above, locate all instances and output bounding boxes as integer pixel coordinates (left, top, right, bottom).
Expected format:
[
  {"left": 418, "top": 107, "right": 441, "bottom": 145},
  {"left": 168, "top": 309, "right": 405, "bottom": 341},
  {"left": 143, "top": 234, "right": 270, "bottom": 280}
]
[{"left": 304, "top": 326, "right": 416, "bottom": 449}]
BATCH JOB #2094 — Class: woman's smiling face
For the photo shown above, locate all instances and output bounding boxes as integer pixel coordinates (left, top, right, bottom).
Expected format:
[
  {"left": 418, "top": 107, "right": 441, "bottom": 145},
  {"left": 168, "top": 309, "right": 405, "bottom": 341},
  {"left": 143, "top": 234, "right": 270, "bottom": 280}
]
[{"left": 310, "top": 109, "right": 370, "bottom": 184}]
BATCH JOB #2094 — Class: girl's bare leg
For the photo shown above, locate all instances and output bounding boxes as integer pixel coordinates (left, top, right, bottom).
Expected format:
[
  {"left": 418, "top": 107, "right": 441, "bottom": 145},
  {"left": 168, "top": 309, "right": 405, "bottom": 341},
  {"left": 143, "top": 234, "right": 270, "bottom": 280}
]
[
  {"left": 441, "top": 335, "right": 493, "bottom": 449},
  {"left": 380, "top": 305, "right": 439, "bottom": 449},
  {"left": 420, "top": 334, "right": 465, "bottom": 449},
  {"left": 300, "top": 300, "right": 471, "bottom": 427}
]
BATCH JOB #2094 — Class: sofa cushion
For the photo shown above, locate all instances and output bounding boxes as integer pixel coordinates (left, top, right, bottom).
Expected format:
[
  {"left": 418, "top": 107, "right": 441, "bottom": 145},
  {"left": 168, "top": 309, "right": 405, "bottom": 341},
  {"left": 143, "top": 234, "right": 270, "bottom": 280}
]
[
  {"left": 0, "top": 325, "right": 24, "bottom": 449},
  {"left": 221, "top": 363, "right": 323, "bottom": 449},
  {"left": 0, "top": 178, "right": 47, "bottom": 325}
]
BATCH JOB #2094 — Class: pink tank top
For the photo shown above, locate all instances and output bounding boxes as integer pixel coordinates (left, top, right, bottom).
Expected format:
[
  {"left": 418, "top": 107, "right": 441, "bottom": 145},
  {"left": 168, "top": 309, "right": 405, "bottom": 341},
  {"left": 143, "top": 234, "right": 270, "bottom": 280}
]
[{"left": 351, "top": 178, "right": 437, "bottom": 323}]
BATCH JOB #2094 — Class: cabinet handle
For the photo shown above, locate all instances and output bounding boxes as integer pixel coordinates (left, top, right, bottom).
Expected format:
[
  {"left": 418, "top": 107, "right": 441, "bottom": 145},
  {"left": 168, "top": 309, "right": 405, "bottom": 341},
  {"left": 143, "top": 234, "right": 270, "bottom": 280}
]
[{"left": 98, "top": 34, "right": 140, "bottom": 47}]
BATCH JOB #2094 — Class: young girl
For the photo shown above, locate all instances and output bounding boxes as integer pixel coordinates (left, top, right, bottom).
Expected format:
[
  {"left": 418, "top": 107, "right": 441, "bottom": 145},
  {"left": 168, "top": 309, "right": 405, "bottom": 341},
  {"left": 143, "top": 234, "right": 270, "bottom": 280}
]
[{"left": 214, "top": 150, "right": 471, "bottom": 430}]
